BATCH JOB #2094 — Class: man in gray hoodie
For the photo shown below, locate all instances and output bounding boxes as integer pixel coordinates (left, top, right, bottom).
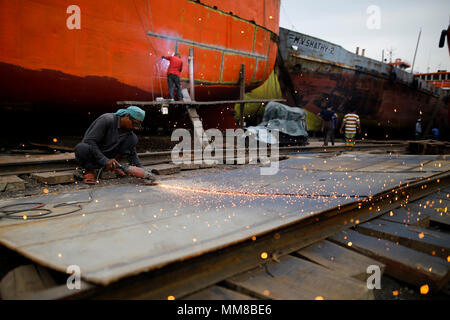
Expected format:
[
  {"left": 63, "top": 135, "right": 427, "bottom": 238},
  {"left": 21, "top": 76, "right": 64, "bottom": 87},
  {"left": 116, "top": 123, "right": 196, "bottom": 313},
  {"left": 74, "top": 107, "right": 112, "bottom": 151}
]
[{"left": 74, "top": 106, "right": 145, "bottom": 184}]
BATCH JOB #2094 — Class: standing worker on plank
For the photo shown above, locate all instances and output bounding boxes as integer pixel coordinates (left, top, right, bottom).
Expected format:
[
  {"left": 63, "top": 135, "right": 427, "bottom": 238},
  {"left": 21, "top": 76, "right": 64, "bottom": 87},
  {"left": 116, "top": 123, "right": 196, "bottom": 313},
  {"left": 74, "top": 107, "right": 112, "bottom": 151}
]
[
  {"left": 74, "top": 106, "right": 148, "bottom": 184},
  {"left": 340, "top": 109, "right": 361, "bottom": 146},
  {"left": 162, "top": 53, "right": 183, "bottom": 101}
]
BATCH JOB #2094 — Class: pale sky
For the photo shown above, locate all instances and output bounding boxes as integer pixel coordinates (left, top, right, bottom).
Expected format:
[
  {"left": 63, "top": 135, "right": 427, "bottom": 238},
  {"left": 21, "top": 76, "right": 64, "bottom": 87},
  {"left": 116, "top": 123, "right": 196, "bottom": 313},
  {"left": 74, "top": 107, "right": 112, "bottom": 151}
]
[{"left": 279, "top": 0, "right": 450, "bottom": 74}]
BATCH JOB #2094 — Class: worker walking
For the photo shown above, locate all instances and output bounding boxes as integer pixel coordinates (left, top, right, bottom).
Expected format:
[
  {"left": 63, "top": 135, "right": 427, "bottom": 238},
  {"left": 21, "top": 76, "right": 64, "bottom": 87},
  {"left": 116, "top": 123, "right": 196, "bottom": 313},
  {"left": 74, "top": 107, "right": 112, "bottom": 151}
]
[
  {"left": 162, "top": 53, "right": 183, "bottom": 101},
  {"left": 74, "top": 106, "right": 145, "bottom": 184},
  {"left": 415, "top": 118, "right": 422, "bottom": 140},
  {"left": 340, "top": 110, "right": 361, "bottom": 146},
  {"left": 317, "top": 105, "right": 338, "bottom": 146}
]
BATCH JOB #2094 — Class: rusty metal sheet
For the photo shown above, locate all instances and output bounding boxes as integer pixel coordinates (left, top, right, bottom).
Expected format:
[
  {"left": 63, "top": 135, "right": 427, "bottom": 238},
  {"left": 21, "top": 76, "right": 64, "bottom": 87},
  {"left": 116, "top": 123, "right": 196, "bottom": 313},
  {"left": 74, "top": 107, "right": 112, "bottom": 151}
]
[
  {"left": 0, "top": 153, "right": 445, "bottom": 285},
  {"left": 0, "top": 184, "right": 356, "bottom": 285}
]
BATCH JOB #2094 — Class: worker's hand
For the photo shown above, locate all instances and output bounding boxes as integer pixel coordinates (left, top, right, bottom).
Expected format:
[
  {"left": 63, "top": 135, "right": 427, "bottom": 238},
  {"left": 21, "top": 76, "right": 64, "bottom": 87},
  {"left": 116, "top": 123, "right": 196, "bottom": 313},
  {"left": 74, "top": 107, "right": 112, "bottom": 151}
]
[{"left": 106, "top": 159, "right": 121, "bottom": 171}]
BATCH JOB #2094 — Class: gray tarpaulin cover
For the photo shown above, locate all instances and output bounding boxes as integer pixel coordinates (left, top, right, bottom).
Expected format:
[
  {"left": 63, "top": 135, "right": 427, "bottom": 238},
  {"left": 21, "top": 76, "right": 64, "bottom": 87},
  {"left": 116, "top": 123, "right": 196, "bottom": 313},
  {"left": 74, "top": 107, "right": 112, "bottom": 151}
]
[{"left": 246, "top": 101, "right": 308, "bottom": 144}]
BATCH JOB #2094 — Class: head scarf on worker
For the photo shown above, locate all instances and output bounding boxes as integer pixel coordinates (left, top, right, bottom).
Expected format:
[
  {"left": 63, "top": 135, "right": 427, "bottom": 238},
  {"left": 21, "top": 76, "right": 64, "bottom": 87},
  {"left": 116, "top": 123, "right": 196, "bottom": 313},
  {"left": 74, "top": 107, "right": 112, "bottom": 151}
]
[{"left": 115, "top": 106, "right": 146, "bottom": 121}]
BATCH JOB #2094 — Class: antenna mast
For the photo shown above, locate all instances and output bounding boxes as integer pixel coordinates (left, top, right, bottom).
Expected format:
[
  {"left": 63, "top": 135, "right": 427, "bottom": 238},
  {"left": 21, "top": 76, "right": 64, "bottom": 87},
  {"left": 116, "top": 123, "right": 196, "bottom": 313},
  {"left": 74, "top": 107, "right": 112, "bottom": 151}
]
[{"left": 411, "top": 28, "right": 422, "bottom": 74}]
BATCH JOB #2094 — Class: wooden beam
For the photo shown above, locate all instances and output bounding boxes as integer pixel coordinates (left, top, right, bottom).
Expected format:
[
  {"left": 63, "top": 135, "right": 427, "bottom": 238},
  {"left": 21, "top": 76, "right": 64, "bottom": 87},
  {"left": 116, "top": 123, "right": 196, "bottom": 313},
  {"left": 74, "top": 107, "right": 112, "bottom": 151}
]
[
  {"left": 224, "top": 255, "right": 373, "bottom": 300},
  {"left": 329, "top": 229, "right": 450, "bottom": 290},
  {"left": 379, "top": 207, "right": 430, "bottom": 227},
  {"left": 0, "top": 264, "right": 57, "bottom": 299},
  {"left": 356, "top": 219, "right": 450, "bottom": 259},
  {"left": 296, "top": 240, "right": 386, "bottom": 282},
  {"left": 31, "top": 171, "right": 74, "bottom": 185},
  {"left": 183, "top": 285, "right": 255, "bottom": 300},
  {"left": 145, "top": 164, "right": 181, "bottom": 175},
  {"left": 0, "top": 175, "right": 26, "bottom": 192}
]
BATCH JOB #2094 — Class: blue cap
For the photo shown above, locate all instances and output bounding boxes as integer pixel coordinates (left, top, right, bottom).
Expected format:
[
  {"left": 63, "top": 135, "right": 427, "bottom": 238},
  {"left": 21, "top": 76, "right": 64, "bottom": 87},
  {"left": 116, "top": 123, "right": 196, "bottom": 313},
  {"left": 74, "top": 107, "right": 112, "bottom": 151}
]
[{"left": 116, "top": 106, "right": 145, "bottom": 121}]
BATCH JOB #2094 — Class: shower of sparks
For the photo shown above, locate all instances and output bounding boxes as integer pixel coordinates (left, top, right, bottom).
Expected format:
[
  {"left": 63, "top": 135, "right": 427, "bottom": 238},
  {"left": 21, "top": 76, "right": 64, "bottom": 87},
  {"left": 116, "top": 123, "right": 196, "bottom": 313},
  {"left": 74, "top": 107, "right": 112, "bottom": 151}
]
[{"left": 157, "top": 183, "right": 362, "bottom": 200}]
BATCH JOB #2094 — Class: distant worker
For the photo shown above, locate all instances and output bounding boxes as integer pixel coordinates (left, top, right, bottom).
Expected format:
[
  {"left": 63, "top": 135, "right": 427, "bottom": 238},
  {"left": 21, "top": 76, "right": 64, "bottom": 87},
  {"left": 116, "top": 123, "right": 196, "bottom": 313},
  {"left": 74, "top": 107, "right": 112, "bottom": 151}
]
[
  {"left": 162, "top": 53, "right": 183, "bottom": 101},
  {"left": 340, "top": 110, "right": 361, "bottom": 146},
  {"left": 415, "top": 118, "right": 422, "bottom": 140},
  {"left": 332, "top": 112, "right": 338, "bottom": 145},
  {"left": 317, "top": 105, "right": 338, "bottom": 146},
  {"left": 74, "top": 106, "right": 145, "bottom": 184},
  {"left": 432, "top": 127, "right": 440, "bottom": 140}
]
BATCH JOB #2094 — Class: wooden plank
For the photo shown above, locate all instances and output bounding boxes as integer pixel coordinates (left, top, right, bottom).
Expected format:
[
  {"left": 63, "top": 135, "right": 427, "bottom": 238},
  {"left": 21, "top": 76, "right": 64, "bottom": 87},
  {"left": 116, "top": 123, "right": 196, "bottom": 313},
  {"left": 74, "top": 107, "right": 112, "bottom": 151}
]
[
  {"left": 146, "top": 164, "right": 180, "bottom": 175},
  {"left": 225, "top": 255, "right": 373, "bottom": 300},
  {"left": 0, "top": 175, "right": 26, "bottom": 192},
  {"left": 379, "top": 207, "right": 430, "bottom": 227},
  {"left": 411, "top": 196, "right": 450, "bottom": 210},
  {"left": 0, "top": 264, "right": 57, "bottom": 299},
  {"left": 406, "top": 202, "right": 450, "bottom": 224},
  {"left": 31, "top": 171, "right": 74, "bottom": 185},
  {"left": 329, "top": 229, "right": 450, "bottom": 290},
  {"left": 356, "top": 219, "right": 450, "bottom": 259},
  {"left": 296, "top": 240, "right": 386, "bottom": 282},
  {"left": 429, "top": 214, "right": 450, "bottom": 230},
  {"left": 380, "top": 193, "right": 450, "bottom": 227},
  {"left": 183, "top": 285, "right": 255, "bottom": 300}
]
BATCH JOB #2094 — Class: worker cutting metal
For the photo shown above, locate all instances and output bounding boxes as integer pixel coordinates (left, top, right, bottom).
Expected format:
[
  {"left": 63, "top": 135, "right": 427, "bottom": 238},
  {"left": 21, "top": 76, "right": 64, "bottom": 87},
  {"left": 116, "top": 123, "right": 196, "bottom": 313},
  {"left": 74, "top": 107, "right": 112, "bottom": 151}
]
[{"left": 74, "top": 106, "right": 157, "bottom": 184}]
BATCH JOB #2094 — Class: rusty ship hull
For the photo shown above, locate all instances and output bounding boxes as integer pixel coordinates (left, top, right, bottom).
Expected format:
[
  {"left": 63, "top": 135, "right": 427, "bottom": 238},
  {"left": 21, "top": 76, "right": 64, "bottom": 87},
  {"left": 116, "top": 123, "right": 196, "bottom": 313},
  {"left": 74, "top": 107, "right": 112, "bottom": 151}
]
[
  {"left": 278, "top": 27, "right": 449, "bottom": 137},
  {"left": 0, "top": 0, "right": 280, "bottom": 134}
]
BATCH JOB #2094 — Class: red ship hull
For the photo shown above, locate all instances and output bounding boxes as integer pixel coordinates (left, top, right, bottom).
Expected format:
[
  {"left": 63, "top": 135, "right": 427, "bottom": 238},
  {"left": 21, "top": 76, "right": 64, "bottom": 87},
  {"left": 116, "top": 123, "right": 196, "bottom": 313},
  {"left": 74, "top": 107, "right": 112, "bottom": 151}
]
[{"left": 0, "top": 0, "right": 280, "bottom": 132}]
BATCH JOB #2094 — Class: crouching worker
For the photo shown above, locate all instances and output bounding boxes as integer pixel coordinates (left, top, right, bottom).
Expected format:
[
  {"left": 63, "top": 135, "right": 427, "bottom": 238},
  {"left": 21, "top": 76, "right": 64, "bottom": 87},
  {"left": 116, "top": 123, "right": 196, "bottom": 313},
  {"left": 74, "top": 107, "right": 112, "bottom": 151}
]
[{"left": 75, "top": 106, "right": 150, "bottom": 184}]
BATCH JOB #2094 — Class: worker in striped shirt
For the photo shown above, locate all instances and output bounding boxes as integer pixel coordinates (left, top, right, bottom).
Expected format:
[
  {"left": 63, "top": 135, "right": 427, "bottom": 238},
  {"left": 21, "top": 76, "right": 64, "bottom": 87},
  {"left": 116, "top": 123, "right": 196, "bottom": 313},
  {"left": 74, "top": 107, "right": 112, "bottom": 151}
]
[{"left": 340, "top": 111, "right": 361, "bottom": 146}]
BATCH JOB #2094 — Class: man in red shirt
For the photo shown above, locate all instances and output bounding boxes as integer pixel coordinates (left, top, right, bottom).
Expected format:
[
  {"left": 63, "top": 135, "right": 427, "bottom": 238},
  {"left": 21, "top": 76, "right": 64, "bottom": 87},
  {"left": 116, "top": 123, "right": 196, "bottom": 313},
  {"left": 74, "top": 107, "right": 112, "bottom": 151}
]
[{"left": 162, "top": 53, "right": 183, "bottom": 101}]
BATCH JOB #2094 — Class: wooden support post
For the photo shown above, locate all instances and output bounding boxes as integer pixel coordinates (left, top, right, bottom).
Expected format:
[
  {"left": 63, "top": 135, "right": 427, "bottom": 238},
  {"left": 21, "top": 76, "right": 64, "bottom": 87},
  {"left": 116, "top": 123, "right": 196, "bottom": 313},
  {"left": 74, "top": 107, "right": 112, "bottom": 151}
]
[
  {"left": 188, "top": 48, "right": 195, "bottom": 101},
  {"left": 185, "top": 49, "right": 206, "bottom": 150},
  {"left": 239, "top": 64, "right": 245, "bottom": 129},
  {"left": 186, "top": 105, "right": 207, "bottom": 151}
]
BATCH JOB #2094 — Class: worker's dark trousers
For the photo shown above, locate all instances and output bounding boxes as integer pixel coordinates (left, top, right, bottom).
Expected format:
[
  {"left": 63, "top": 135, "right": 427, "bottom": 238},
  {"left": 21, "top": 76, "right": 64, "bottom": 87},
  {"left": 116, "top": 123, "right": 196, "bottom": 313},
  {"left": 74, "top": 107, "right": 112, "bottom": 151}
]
[
  {"left": 74, "top": 134, "right": 137, "bottom": 170},
  {"left": 323, "top": 126, "right": 335, "bottom": 146},
  {"left": 168, "top": 73, "right": 183, "bottom": 100}
]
